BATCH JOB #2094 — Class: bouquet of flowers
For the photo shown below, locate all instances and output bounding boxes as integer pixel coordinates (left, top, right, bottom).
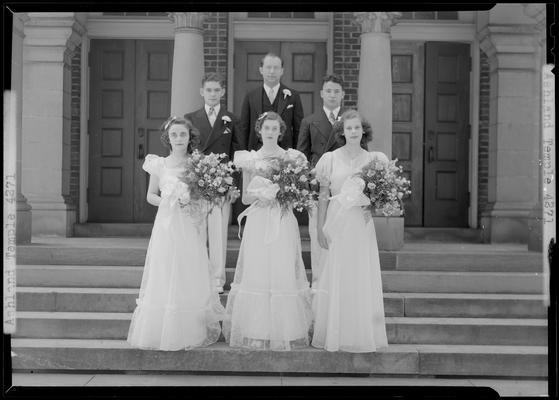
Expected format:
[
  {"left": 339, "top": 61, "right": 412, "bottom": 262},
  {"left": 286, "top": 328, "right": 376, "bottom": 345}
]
[
  {"left": 182, "top": 150, "right": 240, "bottom": 209},
  {"left": 263, "top": 150, "right": 319, "bottom": 214},
  {"left": 354, "top": 157, "right": 411, "bottom": 216}
]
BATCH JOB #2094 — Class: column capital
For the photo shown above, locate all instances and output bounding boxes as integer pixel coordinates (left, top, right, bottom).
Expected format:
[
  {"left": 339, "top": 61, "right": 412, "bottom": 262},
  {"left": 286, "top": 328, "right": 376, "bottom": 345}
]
[
  {"left": 353, "top": 12, "right": 401, "bottom": 34},
  {"left": 478, "top": 25, "right": 539, "bottom": 71},
  {"left": 522, "top": 3, "right": 546, "bottom": 46},
  {"left": 23, "top": 12, "right": 85, "bottom": 59},
  {"left": 168, "top": 12, "right": 207, "bottom": 33}
]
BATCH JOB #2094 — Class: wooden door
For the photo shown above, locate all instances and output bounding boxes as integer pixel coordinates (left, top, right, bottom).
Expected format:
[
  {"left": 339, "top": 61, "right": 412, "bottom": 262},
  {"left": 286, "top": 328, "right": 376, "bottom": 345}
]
[
  {"left": 233, "top": 41, "right": 326, "bottom": 117},
  {"left": 233, "top": 40, "right": 326, "bottom": 226},
  {"left": 89, "top": 39, "right": 173, "bottom": 222},
  {"left": 424, "top": 42, "right": 470, "bottom": 227},
  {"left": 133, "top": 40, "right": 173, "bottom": 222},
  {"left": 391, "top": 41, "right": 425, "bottom": 226}
]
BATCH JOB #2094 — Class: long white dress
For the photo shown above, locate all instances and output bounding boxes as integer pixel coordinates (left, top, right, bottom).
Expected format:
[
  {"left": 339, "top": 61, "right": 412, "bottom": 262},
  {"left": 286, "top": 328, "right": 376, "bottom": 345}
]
[
  {"left": 222, "top": 149, "right": 313, "bottom": 351},
  {"left": 311, "top": 149, "right": 389, "bottom": 353},
  {"left": 127, "top": 154, "right": 224, "bottom": 351}
]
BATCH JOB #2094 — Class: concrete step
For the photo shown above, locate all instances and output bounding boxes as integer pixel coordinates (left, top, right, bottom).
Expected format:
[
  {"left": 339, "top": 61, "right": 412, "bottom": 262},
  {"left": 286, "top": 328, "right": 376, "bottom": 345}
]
[
  {"left": 17, "top": 265, "right": 544, "bottom": 294},
  {"left": 13, "top": 312, "right": 548, "bottom": 346},
  {"left": 10, "top": 339, "right": 548, "bottom": 377},
  {"left": 17, "top": 240, "right": 540, "bottom": 272},
  {"left": 16, "top": 287, "right": 547, "bottom": 319}
]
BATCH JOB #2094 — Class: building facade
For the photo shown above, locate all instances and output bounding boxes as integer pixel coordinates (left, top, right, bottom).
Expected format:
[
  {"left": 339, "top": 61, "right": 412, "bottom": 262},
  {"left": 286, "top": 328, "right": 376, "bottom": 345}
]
[{"left": 11, "top": 5, "right": 547, "bottom": 248}]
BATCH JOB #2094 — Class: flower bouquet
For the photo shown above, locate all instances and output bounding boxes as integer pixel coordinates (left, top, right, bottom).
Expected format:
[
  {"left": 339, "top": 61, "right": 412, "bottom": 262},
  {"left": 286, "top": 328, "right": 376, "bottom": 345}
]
[
  {"left": 354, "top": 157, "right": 411, "bottom": 217},
  {"left": 264, "top": 150, "right": 319, "bottom": 214},
  {"left": 182, "top": 150, "right": 240, "bottom": 210}
]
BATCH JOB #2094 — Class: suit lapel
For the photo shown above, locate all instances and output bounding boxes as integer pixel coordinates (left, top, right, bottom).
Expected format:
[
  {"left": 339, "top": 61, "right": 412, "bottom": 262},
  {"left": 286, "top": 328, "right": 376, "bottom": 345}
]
[
  {"left": 195, "top": 108, "right": 213, "bottom": 151},
  {"left": 253, "top": 88, "right": 263, "bottom": 118},
  {"left": 204, "top": 107, "right": 226, "bottom": 150},
  {"left": 276, "top": 85, "right": 287, "bottom": 116},
  {"left": 314, "top": 110, "right": 332, "bottom": 140},
  {"left": 324, "top": 107, "right": 346, "bottom": 151}
]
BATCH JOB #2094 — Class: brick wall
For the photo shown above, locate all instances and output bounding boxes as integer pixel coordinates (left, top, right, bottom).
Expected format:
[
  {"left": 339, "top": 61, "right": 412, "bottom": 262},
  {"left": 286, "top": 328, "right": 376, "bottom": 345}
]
[
  {"left": 477, "top": 49, "right": 490, "bottom": 224},
  {"left": 333, "top": 12, "right": 360, "bottom": 108},
  {"left": 203, "top": 12, "right": 229, "bottom": 106},
  {"left": 70, "top": 44, "right": 81, "bottom": 210}
]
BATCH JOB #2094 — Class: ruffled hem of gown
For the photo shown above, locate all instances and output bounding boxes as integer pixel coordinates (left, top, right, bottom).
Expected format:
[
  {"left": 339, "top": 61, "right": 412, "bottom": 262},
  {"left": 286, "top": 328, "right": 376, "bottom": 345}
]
[
  {"left": 127, "top": 296, "right": 225, "bottom": 351},
  {"left": 222, "top": 285, "right": 313, "bottom": 351}
]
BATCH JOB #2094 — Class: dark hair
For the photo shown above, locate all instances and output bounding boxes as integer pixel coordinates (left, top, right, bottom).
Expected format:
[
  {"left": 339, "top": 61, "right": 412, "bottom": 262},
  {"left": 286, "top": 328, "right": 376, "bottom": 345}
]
[
  {"left": 160, "top": 116, "right": 200, "bottom": 154},
  {"left": 322, "top": 74, "right": 344, "bottom": 89},
  {"left": 260, "top": 53, "right": 283, "bottom": 68},
  {"left": 254, "top": 111, "right": 286, "bottom": 140},
  {"left": 201, "top": 72, "right": 225, "bottom": 88},
  {"left": 331, "top": 109, "right": 373, "bottom": 149}
]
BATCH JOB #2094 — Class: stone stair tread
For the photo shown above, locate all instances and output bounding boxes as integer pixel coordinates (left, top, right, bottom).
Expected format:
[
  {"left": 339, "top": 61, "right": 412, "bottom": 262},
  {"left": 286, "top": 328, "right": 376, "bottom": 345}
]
[
  {"left": 10, "top": 338, "right": 547, "bottom": 354},
  {"left": 15, "top": 286, "right": 546, "bottom": 301},
  {"left": 15, "top": 311, "right": 547, "bottom": 326}
]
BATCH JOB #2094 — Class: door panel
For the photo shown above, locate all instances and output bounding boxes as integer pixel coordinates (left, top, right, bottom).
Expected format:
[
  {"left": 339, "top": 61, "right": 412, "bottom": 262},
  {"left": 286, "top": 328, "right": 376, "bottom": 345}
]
[
  {"left": 89, "top": 39, "right": 173, "bottom": 222},
  {"left": 424, "top": 42, "right": 470, "bottom": 227},
  {"left": 89, "top": 40, "right": 136, "bottom": 221},
  {"left": 233, "top": 41, "right": 326, "bottom": 117},
  {"left": 134, "top": 40, "right": 173, "bottom": 222},
  {"left": 391, "top": 41, "right": 425, "bottom": 226}
]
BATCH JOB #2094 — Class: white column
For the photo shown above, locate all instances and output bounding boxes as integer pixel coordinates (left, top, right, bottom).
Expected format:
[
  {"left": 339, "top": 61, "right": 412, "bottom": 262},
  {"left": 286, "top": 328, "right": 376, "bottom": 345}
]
[
  {"left": 21, "top": 13, "right": 85, "bottom": 236},
  {"left": 11, "top": 13, "right": 32, "bottom": 243},
  {"left": 478, "top": 15, "right": 541, "bottom": 244},
  {"left": 169, "top": 12, "right": 206, "bottom": 116},
  {"left": 354, "top": 12, "right": 401, "bottom": 157}
]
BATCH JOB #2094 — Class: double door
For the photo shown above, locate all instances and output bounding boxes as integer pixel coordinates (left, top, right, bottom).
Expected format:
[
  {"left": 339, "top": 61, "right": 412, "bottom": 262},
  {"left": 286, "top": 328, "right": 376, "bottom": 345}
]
[{"left": 88, "top": 39, "right": 173, "bottom": 222}]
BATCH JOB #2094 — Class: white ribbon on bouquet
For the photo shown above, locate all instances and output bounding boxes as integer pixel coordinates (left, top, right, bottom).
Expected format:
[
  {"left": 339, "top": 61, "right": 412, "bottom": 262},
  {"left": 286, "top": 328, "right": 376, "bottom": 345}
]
[
  {"left": 322, "top": 176, "right": 370, "bottom": 241},
  {"left": 236, "top": 175, "right": 282, "bottom": 244}
]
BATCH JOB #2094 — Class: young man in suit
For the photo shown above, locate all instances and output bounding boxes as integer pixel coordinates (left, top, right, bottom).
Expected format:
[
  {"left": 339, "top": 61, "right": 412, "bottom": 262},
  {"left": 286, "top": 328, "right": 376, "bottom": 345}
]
[
  {"left": 185, "top": 72, "right": 245, "bottom": 293},
  {"left": 297, "top": 74, "right": 347, "bottom": 288},
  {"left": 240, "top": 53, "right": 304, "bottom": 150}
]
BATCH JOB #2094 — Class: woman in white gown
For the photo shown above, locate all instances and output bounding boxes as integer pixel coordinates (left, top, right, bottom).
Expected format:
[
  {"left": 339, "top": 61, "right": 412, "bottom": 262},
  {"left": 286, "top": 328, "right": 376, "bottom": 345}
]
[
  {"left": 127, "top": 116, "right": 224, "bottom": 351},
  {"left": 223, "top": 111, "right": 313, "bottom": 351},
  {"left": 312, "top": 109, "right": 389, "bottom": 353}
]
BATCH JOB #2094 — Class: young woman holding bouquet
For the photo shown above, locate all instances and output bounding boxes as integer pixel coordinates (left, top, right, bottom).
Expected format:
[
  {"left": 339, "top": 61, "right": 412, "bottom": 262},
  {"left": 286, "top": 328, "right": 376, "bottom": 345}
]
[
  {"left": 312, "top": 109, "right": 389, "bottom": 353},
  {"left": 223, "top": 111, "right": 313, "bottom": 351},
  {"left": 127, "top": 116, "right": 224, "bottom": 351}
]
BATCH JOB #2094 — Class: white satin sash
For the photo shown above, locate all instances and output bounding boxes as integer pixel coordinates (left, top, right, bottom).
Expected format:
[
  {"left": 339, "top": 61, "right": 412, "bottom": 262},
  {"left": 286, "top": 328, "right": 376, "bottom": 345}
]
[{"left": 236, "top": 176, "right": 282, "bottom": 244}]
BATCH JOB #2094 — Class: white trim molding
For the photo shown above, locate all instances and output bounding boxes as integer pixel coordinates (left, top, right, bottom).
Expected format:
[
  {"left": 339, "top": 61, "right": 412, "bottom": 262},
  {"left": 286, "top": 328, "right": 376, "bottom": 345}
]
[
  {"left": 86, "top": 17, "right": 174, "bottom": 39},
  {"left": 79, "top": 37, "right": 89, "bottom": 223},
  {"left": 391, "top": 21, "right": 475, "bottom": 42},
  {"left": 233, "top": 19, "right": 330, "bottom": 41}
]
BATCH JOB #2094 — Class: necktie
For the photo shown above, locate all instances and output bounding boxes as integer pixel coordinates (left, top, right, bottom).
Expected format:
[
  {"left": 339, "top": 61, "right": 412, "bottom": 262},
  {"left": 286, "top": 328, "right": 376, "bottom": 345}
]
[
  {"left": 208, "top": 106, "right": 216, "bottom": 127},
  {"left": 329, "top": 111, "right": 336, "bottom": 125},
  {"left": 268, "top": 88, "right": 275, "bottom": 104}
]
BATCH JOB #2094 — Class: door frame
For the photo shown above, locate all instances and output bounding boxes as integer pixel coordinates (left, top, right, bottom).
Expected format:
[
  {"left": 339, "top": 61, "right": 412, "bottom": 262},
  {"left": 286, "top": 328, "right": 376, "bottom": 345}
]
[
  {"left": 79, "top": 16, "right": 175, "bottom": 222},
  {"left": 79, "top": 14, "right": 480, "bottom": 228}
]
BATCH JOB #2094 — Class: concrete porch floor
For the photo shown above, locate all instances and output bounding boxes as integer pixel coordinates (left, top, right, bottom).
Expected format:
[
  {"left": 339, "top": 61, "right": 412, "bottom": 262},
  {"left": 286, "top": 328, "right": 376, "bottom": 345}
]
[{"left": 10, "top": 372, "right": 548, "bottom": 396}]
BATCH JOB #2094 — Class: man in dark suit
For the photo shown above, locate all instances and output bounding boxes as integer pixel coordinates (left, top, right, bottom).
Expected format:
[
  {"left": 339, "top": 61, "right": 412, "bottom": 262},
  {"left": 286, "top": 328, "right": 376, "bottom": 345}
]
[
  {"left": 185, "top": 72, "right": 245, "bottom": 293},
  {"left": 297, "top": 74, "right": 348, "bottom": 168},
  {"left": 240, "top": 53, "right": 304, "bottom": 150},
  {"left": 296, "top": 74, "right": 348, "bottom": 288}
]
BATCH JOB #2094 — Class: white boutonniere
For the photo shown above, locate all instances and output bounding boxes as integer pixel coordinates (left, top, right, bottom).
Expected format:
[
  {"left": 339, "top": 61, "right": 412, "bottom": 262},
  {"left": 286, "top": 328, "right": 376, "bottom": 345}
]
[
  {"left": 222, "top": 115, "right": 232, "bottom": 134},
  {"left": 282, "top": 88, "right": 292, "bottom": 99}
]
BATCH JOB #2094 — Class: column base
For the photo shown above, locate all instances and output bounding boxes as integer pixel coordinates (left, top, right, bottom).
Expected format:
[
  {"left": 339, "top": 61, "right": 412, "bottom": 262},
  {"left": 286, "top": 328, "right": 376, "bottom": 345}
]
[
  {"left": 29, "top": 200, "right": 76, "bottom": 237},
  {"left": 16, "top": 197, "right": 32, "bottom": 244},
  {"left": 480, "top": 207, "right": 530, "bottom": 244}
]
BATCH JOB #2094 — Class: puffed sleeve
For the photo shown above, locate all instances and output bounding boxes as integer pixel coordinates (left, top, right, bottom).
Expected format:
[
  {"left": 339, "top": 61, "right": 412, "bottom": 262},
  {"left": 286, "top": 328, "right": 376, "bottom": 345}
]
[
  {"left": 313, "top": 152, "right": 333, "bottom": 186},
  {"left": 371, "top": 151, "right": 390, "bottom": 164},
  {"left": 142, "top": 154, "right": 162, "bottom": 177},
  {"left": 233, "top": 150, "right": 255, "bottom": 170}
]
